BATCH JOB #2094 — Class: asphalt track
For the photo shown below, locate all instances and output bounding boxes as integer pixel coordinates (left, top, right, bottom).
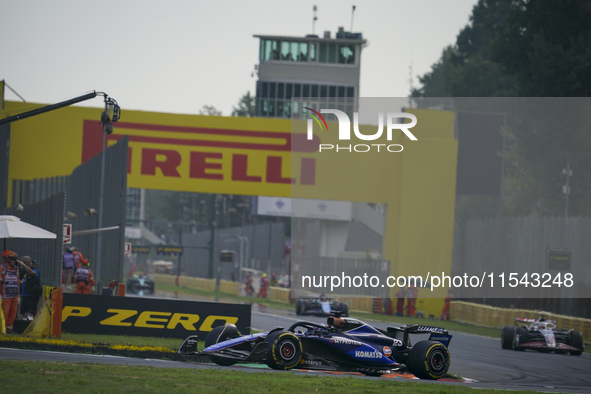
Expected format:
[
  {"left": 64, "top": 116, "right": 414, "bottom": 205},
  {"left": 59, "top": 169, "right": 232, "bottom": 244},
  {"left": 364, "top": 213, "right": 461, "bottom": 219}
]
[
  {"left": 2, "top": 295, "right": 590, "bottom": 393},
  {"left": 249, "top": 303, "right": 591, "bottom": 393}
]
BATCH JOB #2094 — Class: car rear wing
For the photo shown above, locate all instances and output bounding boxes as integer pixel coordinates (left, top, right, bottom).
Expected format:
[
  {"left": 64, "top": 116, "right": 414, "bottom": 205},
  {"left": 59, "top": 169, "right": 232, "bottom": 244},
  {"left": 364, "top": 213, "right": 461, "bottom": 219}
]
[
  {"left": 515, "top": 317, "right": 536, "bottom": 324},
  {"left": 386, "top": 325, "right": 451, "bottom": 347},
  {"left": 387, "top": 324, "right": 449, "bottom": 335},
  {"left": 515, "top": 317, "right": 556, "bottom": 325}
]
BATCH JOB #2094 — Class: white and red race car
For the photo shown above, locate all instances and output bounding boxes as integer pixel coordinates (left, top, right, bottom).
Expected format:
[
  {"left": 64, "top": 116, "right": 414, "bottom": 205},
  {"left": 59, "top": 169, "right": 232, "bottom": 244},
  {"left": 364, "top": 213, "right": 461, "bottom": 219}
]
[{"left": 501, "top": 317, "right": 584, "bottom": 355}]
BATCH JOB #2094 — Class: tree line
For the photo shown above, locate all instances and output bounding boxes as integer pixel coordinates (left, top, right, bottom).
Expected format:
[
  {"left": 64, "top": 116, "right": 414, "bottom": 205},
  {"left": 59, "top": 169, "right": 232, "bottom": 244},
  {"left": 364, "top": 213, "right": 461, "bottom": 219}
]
[{"left": 412, "top": 0, "right": 591, "bottom": 217}]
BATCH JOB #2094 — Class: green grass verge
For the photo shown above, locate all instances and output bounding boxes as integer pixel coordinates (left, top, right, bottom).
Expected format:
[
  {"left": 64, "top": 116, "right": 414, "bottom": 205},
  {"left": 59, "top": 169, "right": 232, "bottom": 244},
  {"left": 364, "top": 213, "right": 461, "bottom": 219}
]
[
  {"left": 60, "top": 332, "right": 181, "bottom": 350},
  {"left": 157, "top": 282, "right": 294, "bottom": 311},
  {"left": 0, "top": 333, "right": 196, "bottom": 362},
  {"left": 0, "top": 360, "right": 542, "bottom": 394}
]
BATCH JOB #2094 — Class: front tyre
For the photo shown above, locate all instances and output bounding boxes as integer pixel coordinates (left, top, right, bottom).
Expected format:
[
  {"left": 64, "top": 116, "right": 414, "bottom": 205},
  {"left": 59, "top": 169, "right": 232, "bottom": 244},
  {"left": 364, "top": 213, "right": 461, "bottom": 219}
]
[
  {"left": 501, "top": 325, "right": 515, "bottom": 349},
  {"left": 568, "top": 330, "right": 584, "bottom": 356},
  {"left": 514, "top": 326, "right": 528, "bottom": 351},
  {"left": 407, "top": 340, "right": 450, "bottom": 380},
  {"left": 204, "top": 324, "right": 241, "bottom": 366},
  {"left": 266, "top": 331, "right": 303, "bottom": 370}
]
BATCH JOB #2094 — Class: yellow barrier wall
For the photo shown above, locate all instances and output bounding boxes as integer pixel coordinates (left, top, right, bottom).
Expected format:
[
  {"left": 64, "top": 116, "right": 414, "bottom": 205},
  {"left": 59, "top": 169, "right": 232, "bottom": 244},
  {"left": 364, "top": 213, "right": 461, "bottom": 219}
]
[
  {"left": 451, "top": 301, "right": 591, "bottom": 341},
  {"left": 219, "top": 280, "right": 240, "bottom": 295},
  {"left": 153, "top": 274, "right": 176, "bottom": 286},
  {"left": 269, "top": 286, "right": 291, "bottom": 303},
  {"left": 154, "top": 274, "right": 239, "bottom": 295}
]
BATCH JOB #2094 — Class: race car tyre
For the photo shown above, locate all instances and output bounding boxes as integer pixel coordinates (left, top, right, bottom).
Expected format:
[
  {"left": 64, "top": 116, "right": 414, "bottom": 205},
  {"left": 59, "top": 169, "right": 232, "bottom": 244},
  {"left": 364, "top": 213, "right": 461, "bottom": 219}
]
[
  {"left": 501, "top": 325, "right": 515, "bottom": 349},
  {"left": 567, "top": 330, "right": 583, "bottom": 356},
  {"left": 126, "top": 279, "right": 139, "bottom": 294},
  {"left": 514, "top": 326, "right": 528, "bottom": 351},
  {"left": 303, "top": 299, "right": 311, "bottom": 313},
  {"left": 340, "top": 303, "right": 349, "bottom": 317},
  {"left": 266, "top": 331, "right": 303, "bottom": 370},
  {"left": 296, "top": 300, "right": 304, "bottom": 315},
  {"left": 408, "top": 340, "right": 450, "bottom": 380},
  {"left": 204, "top": 324, "right": 241, "bottom": 366}
]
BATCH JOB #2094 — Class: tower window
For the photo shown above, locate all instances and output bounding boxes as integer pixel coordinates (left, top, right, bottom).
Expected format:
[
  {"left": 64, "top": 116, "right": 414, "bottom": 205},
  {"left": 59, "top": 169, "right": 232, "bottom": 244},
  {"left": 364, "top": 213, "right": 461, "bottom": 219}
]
[
  {"left": 299, "top": 42, "right": 308, "bottom": 62},
  {"left": 319, "top": 43, "right": 327, "bottom": 63}
]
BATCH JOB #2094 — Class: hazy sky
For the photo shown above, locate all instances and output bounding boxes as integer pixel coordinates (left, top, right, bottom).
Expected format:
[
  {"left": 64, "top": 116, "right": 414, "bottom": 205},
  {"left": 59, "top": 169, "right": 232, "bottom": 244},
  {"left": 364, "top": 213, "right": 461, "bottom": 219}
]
[{"left": 1, "top": 0, "right": 477, "bottom": 116}]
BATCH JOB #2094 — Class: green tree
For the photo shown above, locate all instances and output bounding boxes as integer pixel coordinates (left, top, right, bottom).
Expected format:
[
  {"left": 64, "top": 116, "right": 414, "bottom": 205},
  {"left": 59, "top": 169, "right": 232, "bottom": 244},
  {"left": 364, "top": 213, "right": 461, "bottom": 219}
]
[
  {"left": 199, "top": 105, "right": 222, "bottom": 116},
  {"left": 412, "top": 0, "right": 516, "bottom": 99},
  {"left": 232, "top": 91, "right": 256, "bottom": 117},
  {"left": 492, "top": 0, "right": 591, "bottom": 97},
  {"left": 413, "top": 0, "right": 591, "bottom": 217}
]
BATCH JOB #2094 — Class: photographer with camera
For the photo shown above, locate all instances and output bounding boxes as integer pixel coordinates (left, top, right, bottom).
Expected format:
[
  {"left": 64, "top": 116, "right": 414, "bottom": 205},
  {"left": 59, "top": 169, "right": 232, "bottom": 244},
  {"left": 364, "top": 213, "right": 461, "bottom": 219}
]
[
  {"left": 20, "top": 256, "right": 42, "bottom": 319},
  {"left": 74, "top": 259, "right": 94, "bottom": 294},
  {"left": 1, "top": 251, "right": 21, "bottom": 333}
]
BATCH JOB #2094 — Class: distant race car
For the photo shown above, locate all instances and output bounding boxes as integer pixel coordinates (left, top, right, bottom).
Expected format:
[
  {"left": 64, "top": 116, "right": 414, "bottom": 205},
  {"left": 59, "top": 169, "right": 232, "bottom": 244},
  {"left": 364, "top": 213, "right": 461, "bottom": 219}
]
[
  {"left": 295, "top": 295, "right": 349, "bottom": 317},
  {"left": 178, "top": 314, "right": 453, "bottom": 379},
  {"left": 126, "top": 274, "right": 155, "bottom": 295},
  {"left": 501, "top": 317, "right": 584, "bottom": 355}
]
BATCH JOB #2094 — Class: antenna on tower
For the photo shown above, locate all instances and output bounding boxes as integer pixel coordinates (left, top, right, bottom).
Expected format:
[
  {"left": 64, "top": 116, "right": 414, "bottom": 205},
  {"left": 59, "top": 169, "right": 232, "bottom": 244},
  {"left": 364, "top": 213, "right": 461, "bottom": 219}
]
[
  {"left": 408, "top": 62, "right": 414, "bottom": 107},
  {"left": 350, "top": 5, "right": 356, "bottom": 31},
  {"left": 409, "top": 62, "right": 413, "bottom": 92},
  {"left": 312, "top": 6, "right": 318, "bottom": 35}
]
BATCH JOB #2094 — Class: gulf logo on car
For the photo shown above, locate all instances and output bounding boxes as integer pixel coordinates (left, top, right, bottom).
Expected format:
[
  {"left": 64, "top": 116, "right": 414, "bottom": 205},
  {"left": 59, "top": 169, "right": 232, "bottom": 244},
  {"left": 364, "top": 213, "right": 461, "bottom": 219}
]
[{"left": 383, "top": 346, "right": 392, "bottom": 357}]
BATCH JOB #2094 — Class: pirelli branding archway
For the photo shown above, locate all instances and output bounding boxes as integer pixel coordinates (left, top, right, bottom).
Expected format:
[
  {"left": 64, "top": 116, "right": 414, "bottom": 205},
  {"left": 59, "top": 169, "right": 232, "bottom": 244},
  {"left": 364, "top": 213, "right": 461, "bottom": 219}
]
[{"left": 4, "top": 99, "right": 457, "bottom": 297}]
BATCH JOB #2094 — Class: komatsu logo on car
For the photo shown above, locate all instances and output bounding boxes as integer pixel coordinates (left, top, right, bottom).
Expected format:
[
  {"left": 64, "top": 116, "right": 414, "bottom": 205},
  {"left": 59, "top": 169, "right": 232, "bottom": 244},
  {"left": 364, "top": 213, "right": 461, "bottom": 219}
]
[
  {"left": 330, "top": 338, "right": 363, "bottom": 346},
  {"left": 355, "top": 350, "right": 382, "bottom": 359}
]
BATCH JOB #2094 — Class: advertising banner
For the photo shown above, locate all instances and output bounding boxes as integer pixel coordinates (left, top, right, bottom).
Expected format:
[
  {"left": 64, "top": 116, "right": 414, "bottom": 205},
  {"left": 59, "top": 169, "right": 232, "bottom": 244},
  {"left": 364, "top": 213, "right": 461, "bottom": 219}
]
[
  {"left": 61, "top": 293, "right": 251, "bottom": 338},
  {"left": 257, "top": 196, "right": 352, "bottom": 220}
]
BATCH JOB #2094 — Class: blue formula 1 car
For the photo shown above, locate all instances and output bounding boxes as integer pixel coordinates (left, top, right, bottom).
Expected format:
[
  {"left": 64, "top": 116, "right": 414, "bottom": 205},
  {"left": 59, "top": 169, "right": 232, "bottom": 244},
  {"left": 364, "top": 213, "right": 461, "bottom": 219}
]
[
  {"left": 295, "top": 295, "right": 349, "bottom": 317},
  {"left": 178, "top": 314, "right": 452, "bottom": 379}
]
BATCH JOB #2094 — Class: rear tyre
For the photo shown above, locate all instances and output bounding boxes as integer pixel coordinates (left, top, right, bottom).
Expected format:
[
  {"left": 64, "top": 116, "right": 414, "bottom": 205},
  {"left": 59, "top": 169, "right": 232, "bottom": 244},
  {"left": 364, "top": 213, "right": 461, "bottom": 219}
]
[
  {"left": 204, "top": 324, "right": 241, "bottom": 366},
  {"left": 501, "top": 325, "right": 515, "bottom": 349},
  {"left": 408, "top": 340, "right": 450, "bottom": 380},
  {"left": 266, "top": 331, "right": 303, "bottom": 370},
  {"left": 568, "top": 330, "right": 583, "bottom": 356},
  {"left": 514, "top": 326, "right": 528, "bottom": 351}
]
